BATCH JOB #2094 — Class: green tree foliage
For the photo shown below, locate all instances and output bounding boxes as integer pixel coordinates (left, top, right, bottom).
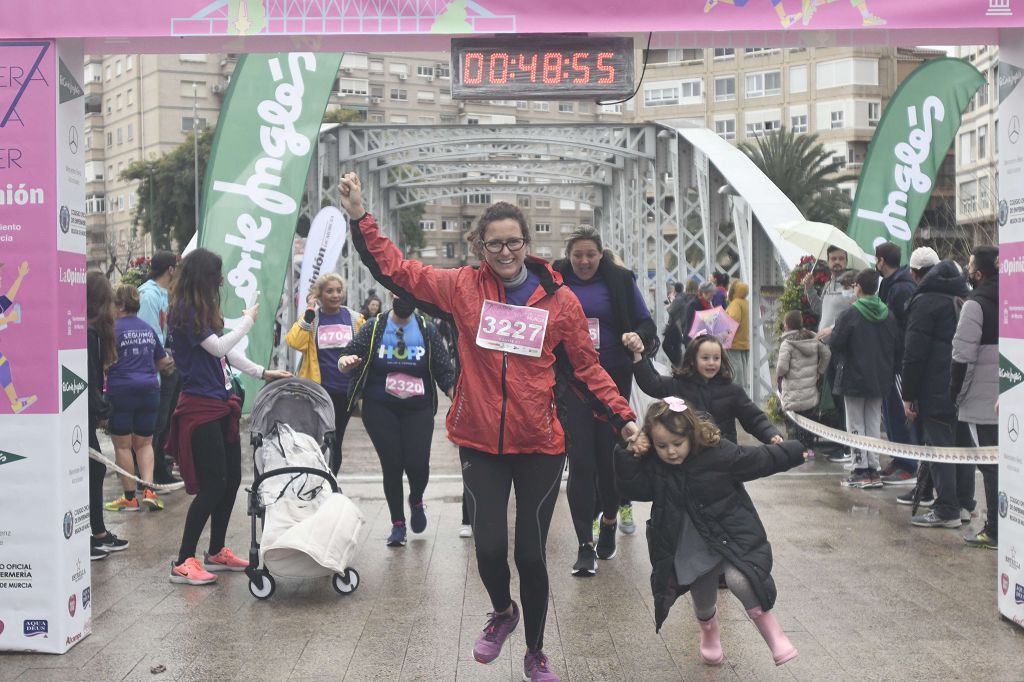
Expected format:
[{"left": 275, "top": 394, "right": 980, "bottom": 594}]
[
  {"left": 122, "top": 128, "right": 214, "bottom": 250},
  {"left": 399, "top": 204, "right": 426, "bottom": 254},
  {"left": 739, "top": 128, "right": 852, "bottom": 229},
  {"left": 323, "top": 107, "right": 367, "bottom": 124}
]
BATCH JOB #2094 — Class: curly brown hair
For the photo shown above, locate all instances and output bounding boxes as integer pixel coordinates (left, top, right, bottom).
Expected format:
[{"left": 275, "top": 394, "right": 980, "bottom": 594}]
[
  {"left": 673, "top": 336, "right": 733, "bottom": 381},
  {"left": 168, "top": 248, "right": 224, "bottom": 337},
  {"left": 642, "top": 399, "right": 721, "bottom": 454}
]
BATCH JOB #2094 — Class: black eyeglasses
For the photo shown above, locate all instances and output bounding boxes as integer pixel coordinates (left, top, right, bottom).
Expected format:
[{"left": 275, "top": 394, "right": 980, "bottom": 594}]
[
  {"left": 395, "top": 327, "right": 406, "bottom": 355},
  {"left": 481, "top": 238, "right": 527, "bottom": 254}
]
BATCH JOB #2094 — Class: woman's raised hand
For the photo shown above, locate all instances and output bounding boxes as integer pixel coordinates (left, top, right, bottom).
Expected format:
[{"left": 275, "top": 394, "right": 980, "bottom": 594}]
[
  {"left": 337, "top": 172, "right": 365, "bottom": 219},
  {"left": 243, "top": 301, "right": 260, "bottom": 322}
]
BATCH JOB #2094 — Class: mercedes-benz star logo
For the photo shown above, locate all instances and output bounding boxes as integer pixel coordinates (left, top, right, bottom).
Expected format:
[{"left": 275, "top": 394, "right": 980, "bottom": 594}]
[
  {"left": 71, "top": 425, "right": 82, "bottom": 454},
  {"left": 68, "top": 125, "right": 79, "bottom": 154},
  {"left": 1009, "top": 413, "right": 1019, "bottom": 442}
]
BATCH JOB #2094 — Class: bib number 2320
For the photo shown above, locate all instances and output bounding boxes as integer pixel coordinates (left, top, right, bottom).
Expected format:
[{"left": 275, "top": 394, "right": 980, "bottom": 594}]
[{"left": 475, "top": 300, "right": 549, "bottom": 358}]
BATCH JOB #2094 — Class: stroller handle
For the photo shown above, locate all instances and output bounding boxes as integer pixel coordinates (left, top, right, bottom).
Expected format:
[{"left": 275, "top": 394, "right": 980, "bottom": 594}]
[{"left": 252, "top": 466, "right": 340, "bottom": 494}]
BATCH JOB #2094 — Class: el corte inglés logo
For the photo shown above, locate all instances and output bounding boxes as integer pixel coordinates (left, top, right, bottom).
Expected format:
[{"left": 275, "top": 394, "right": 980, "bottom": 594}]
[{"left": 61, "top": 366, "right": 86, "bottom": 411}]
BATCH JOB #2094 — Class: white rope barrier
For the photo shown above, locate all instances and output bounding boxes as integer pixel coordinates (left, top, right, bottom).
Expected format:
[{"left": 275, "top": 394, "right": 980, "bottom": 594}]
[
  {"left": 89, "top": 447, "right": 186, "bottom": 491},
  {"left": 785, "top": 410, "right": 998, "bottom": 464}
]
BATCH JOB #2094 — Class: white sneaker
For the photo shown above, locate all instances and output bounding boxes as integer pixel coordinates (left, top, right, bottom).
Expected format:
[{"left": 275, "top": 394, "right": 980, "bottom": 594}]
[{"left": 459, "top": 524, "right": 473, "bottom": 538}]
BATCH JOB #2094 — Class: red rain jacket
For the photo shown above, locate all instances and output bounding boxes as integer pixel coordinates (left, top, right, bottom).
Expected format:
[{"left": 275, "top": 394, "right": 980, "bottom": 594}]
[{"left": 349, "top": 212, "right": 635, "bottom": 456}]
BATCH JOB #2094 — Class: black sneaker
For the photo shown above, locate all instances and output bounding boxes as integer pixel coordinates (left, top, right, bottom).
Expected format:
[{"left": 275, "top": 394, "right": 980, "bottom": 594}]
[
  {"left": 92, "top": 532, "right": 129, "bottom": 553},
  {"left": 572, "top": 543, "right": 597, "bottom": 577},
  {"left": 596, "top": 519, "right": 618, "bottom": 560},
  {"left": 409, "top": 499, "right": 427, "bottom": 534},
  {"left": 386, "top": 523, "right": 407, "bottom": 547},
  {"left": 90, "top": 546, "right": 110, "bottom": 561},
  {"left": 896, "top": 490, "right": 934, "bottom": 507}
]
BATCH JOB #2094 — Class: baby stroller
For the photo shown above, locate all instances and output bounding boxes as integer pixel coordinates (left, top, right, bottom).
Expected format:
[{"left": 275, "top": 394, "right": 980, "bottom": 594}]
[{"left": 245, "top": 377, "right": 363, "bottom": 600}]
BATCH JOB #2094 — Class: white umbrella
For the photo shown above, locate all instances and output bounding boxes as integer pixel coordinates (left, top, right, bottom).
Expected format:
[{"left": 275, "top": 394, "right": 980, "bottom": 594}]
[{"left": 774, "top": 220, "right": 873, "bottom": 270}]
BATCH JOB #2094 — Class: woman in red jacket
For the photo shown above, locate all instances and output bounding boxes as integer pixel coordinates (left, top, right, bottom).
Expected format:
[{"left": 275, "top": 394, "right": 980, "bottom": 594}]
[{"left": 340, "top": 172, "right": 640, "bottom": 682}]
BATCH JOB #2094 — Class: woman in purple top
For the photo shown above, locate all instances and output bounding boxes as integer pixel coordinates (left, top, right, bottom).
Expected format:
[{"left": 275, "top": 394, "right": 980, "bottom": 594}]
[
  {"left": 552, "top": 227, "right": 657, "bottom": 576},
  {"left": 103, "top": 284, "right": 172, "bottom": 513}
]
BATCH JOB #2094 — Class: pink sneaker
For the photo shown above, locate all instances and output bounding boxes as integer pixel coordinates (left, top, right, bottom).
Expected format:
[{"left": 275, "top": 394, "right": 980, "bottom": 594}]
[
  {"left": 170, "top": 557, "right": 217, "bottom": 585},
  {"left": 204, "top": 547, "right": 250, "bottom": 572}
]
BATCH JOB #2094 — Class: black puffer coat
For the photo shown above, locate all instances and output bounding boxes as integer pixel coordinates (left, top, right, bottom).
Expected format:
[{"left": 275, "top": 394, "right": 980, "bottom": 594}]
[
  {"left": 633, "top": 358, "right": 781, "bottom": 444},
  {"left": 901, "top": 261, "right": 969, "bottom": 418},
  {"left": 615, "top": 439, "right": 805, "bottom": 631}
]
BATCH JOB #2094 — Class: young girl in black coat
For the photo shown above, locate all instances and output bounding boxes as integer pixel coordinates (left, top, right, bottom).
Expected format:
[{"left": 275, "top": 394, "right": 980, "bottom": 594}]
[
  {"left": 615, "top": 397, "right": 807, "bottom": 666},
  {"left": 623, "top": 333, "right": 782, "bottom": 446}
]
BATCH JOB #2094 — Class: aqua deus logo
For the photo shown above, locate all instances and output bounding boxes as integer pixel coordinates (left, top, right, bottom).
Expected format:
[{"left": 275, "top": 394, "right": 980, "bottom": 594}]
[{"left": 23, "top": 620, "right": 47, "bottom": 637}]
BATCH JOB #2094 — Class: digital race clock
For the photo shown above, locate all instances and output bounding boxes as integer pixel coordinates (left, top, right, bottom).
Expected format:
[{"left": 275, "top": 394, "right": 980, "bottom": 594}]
[{"left": 450, "top": 35, "right": 635, "bottom": 100}]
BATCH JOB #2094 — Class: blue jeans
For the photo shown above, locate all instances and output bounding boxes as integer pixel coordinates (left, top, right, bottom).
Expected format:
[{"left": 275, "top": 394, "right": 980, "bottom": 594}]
[{"left": 882, "top": 382, "right": 917, "bottom": 473}]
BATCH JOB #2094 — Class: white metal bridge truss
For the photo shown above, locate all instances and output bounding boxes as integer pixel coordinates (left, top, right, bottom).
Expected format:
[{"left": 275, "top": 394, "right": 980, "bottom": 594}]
[{"left": 303, "top": 123, "right": 786, "bottom": 400}]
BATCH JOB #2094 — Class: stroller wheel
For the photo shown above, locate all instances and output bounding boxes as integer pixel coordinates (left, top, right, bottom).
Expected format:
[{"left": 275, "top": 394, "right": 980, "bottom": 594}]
[
  {"left": 248, "top": 571, "right": 276, "bottom": 600},
  {"left": 333, "top": 568, "right": 359, "bottom": 595}
]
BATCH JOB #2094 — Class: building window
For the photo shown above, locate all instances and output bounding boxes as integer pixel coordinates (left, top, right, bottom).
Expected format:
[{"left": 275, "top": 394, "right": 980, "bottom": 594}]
[
  {"left": 105, "top": 65, "right": 111, "bottom": 81},
  {"left": 85, "top": 162, "right": 104, "bottom": 181},
  {"left": 713, "top": 48, "right": 735, "bottom": 59},
  {"left": 417, "top": 91, "right": 435, "bottom": 103},
  {"left": 532, "top": 101, "right": 550, "bottom": 111},
  {"left": 715, "top": 118, "right": 736, "bottom": 140},
  {"left": 789, "top": 65, "right": 807, "bottom": 94},
  {"left": 535, "top": 198, "right": 551, "bottom": 209},
  {"left": 440, "top": 113, "right": 457, "bottom": 124},
  {"left": 744, "top": 47, "right": 780, "bottom": 57},
  {"left": 830, "top": 110, "right": 844, "bottom": 129},
  {"left": 519, "top": 196, "right": 530, "bottom": 208},
  {"left": 105, "top": 98, "right": 111, "bottom": 114},
  {"left": 390, "top": 88, "right": 408, "bottom": 101},
  {"left": 680, "top": 79, "right": 702, "bottom": 104},
  {"left": 979, "top": 124, "right": 988, "bottom": 158},
  {"left": 816, "top": 57, "right": 878, "bottom": 88},
  {"left": 441, "top": 219, "right": 459, "bottom": 231},
  {"left": 117, "top": 195, "right": 125, "bottom": 211},
  {"left": 714, "top": 77, "right": 735, "bottom": 102},
  {"left": 390, "top": 114, "right": 408, "bottom": 124},
  {"left": 960, "top": 131, "right": 976, "bottom": 162},
  {"left": 179, "top": 54, "right": 208, "bottom": 62},
  {"left": 436, "top": 64, "right": 451, "bottom": 79},
  {"left": 868, "top": 102, "right": 880, "bottom": 127},
  {"left": 560, "top": 222, "right": 574, "bottom": 233},
  {"left": 85, "top": 195, "right": 105, "bottom": 213},
  {"left": 116, "top": 94, "right": 122, "bottom": 110},
  {"left": 369, "top": 59, "right": 384, "bottom": 72},
  {"left": 338, "top": 78, "right": 369, "bottom": 95},
  {"left": 420, "top": 220, "right": 436, "bottom": 231},
  {"left": 127, "top": 88, "right": 134, "bottom": 106},
  {"left": 106, "top": 132, "right": 112, "bottom": 147},
  {"left": 369, "top": 113, "right": 385, "bottom": 123},
  {"left": 644, "top": 83, "right": 680, "bottom": 107},
  {"left": 115, "top": 60, "right": 122, "bottom": 76},
  {"left": 85, "top": 63, "right": 102, "bottom": 83},
  {"left": 126, "top": 55, "right": 134, "bottom": 71},
  {"left": 466, "top": 194, "right": 491, "bottom": 205},
  {"left": 791, "top": 114, "right": 808, "bottom": 133},
  {"left": 126, "top": 123, "right": 134, "bottom": 141},
  {"left": 416, "top": 65, "right": 434, "bottom": 78},
  {"left": 559, "top": 102, "right": 574, "bottom": 113},
  {"left": 745, "top": 71, "right": 781, "bottom": 98},
  {"left": 601, "top": 103, "right": 623, "bottom": 114},
  {"left": 181, "top": 116, "right": 208, "bottom": 131},
  {"left": 128, "top": 193, "right": 136, "bottom": 209},
  {"left": 388, "top": 63, "right": 409, "bottom": 77},
  {"left": 445, "top": 242, "right": 457, "bottom": 259},
  {"left": 534, "top": 223, "right": 551, "bottom": 233}
]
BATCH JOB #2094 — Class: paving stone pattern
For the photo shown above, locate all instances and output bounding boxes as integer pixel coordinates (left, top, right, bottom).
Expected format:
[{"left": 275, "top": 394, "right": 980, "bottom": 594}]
[{"left": 2, "top": 398, "right": 1021, "bottom": 680}]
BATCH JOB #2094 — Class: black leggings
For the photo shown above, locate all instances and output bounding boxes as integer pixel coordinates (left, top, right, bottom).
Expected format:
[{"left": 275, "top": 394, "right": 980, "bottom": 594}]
[
  {"left": 460, "top": 447, "right": 566, "bottom": 651},
  {"left": 176, "top": 417, "right": 242, "bottom": 565},
  {"left": 565, "top": 363, "right": 630, "bottom": 542},
  {"left": 326, "top": 390, "right": 353, "bottom": 475},
  {"left": 361, "top": 398, "right": 434, "bottom": 523},
  {"left": 88, "top": 427, "right": 107, "bottom": 536}
]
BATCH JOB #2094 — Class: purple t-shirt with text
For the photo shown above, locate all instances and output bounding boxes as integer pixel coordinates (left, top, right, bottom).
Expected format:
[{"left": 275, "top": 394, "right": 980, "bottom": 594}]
[
  {"left": 564, "top": 271, "right": 650, "bottom": 369},
  {"left": 168, "top": 323, "right": 229, "bottom": 401},
  {"left": 107, "top": 316, "right": 166, "bottom": 393}
]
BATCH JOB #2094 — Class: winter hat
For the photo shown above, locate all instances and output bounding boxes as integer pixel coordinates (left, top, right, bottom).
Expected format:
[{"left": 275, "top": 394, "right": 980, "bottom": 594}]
[{"left": 909, "top": 246, "right": 939, "bottom": 270}]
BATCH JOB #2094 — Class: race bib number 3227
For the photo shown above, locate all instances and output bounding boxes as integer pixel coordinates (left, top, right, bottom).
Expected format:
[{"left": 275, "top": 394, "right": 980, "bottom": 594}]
[{"left": 475, "top": 300, "right": 549, "bottom": 357}]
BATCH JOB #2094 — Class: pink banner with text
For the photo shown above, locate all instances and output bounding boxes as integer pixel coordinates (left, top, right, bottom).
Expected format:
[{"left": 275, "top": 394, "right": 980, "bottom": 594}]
[
  {"left": 1, "top": 0, "right": 1022, "bottom": 45},
  {"left": 0, "top": 41, "right": 58, "bottom": 415}
]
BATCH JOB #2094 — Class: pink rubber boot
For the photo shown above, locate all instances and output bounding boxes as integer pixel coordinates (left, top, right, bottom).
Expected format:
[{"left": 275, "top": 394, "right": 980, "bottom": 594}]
[
  {"left": 697, "top": 612, "right": 724, "bottom": 665},
  {"left": 746, "top": 607, "right": 798, "bottom": 665}
]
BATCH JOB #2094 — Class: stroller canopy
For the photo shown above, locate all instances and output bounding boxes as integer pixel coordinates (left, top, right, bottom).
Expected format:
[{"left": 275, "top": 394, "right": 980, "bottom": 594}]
[{"left": 249, "top": 377, "right": 336, "bottom": 442}]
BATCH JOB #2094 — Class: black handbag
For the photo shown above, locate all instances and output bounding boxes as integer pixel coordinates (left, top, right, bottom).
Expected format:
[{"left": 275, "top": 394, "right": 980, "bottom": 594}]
[{"left": 225, "top": 357, "right": 246, "bottom": 403}]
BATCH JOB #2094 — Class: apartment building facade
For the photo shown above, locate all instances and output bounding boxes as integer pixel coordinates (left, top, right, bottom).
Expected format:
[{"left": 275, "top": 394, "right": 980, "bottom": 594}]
[{"left": 954, "top": 45, "right": 999, "bottom": 247}]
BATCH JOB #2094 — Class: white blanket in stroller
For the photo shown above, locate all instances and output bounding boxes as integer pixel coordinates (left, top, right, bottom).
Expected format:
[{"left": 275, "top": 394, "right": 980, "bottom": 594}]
[{"left": 261, "top": 493, "right": 364, "bottom": 578}]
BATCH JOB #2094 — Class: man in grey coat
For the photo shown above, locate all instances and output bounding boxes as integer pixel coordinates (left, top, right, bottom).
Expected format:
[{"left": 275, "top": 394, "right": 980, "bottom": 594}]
[{"left": 951, "top": 245, "right": 999, "bottom": 548}]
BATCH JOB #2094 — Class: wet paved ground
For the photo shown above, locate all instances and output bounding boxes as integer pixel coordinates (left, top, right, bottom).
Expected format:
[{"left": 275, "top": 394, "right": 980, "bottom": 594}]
[{"left": 3, "top": 397, "right": 1022, "bottom": 681}]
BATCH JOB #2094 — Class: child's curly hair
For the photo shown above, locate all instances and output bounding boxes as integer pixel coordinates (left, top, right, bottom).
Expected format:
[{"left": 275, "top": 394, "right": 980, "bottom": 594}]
[
  {"left": 642, "top": 398, "right": 721, "bottom": 454},
  {"left": 673, "top": 335, "right": 734, "bottom": 381}
]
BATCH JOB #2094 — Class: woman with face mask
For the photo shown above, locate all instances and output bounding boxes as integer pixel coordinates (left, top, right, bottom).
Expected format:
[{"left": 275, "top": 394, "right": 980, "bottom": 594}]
[
  {"left": 340, "top": 171, "right": 642, "bottom": 682},
  {"left": 336, "top": 294, "right": 455, "bottom": 548}
]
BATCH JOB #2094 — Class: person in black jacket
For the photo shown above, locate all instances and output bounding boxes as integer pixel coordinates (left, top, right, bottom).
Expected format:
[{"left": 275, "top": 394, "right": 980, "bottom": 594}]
[
  {"left": 624, "top": 333, "right": 783, "bottom": 446},
  {"left": 338, "top": 295, "right": 455, "bottom": 547},
  {"left": 900, "top": 249, "right": 972, "bottom": 528},
  {"left": 874, "top": 241, "right": 919, "bottom": 483},
  {"left": 820, "top": 268, "right": 897, "bottom": 489},
  {"left": 85, "top": 272, "right": 129, "bottom": 560},
  {"left": 663, "top": 280, "right": 697, "bottom": 365},
  {"left": 615, "top": 397, "right": 807, "bottom": 666},
  {"left": 553, "top": 227, "right": 657, "bottom": 574}
]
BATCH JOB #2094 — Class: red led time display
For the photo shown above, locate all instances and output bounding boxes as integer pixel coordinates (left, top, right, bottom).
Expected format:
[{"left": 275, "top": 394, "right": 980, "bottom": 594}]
[{"left": 451, "top": 35, "right": 634, "bottom": 100}]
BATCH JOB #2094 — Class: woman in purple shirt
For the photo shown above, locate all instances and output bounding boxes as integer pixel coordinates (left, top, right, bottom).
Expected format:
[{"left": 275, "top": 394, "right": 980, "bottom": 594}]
[
  {"left": 552, "top": 227, "right": 657, "bottom": 576},
  {"left": 104, "top": 284, "right": 171, "bottom": 513}
]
